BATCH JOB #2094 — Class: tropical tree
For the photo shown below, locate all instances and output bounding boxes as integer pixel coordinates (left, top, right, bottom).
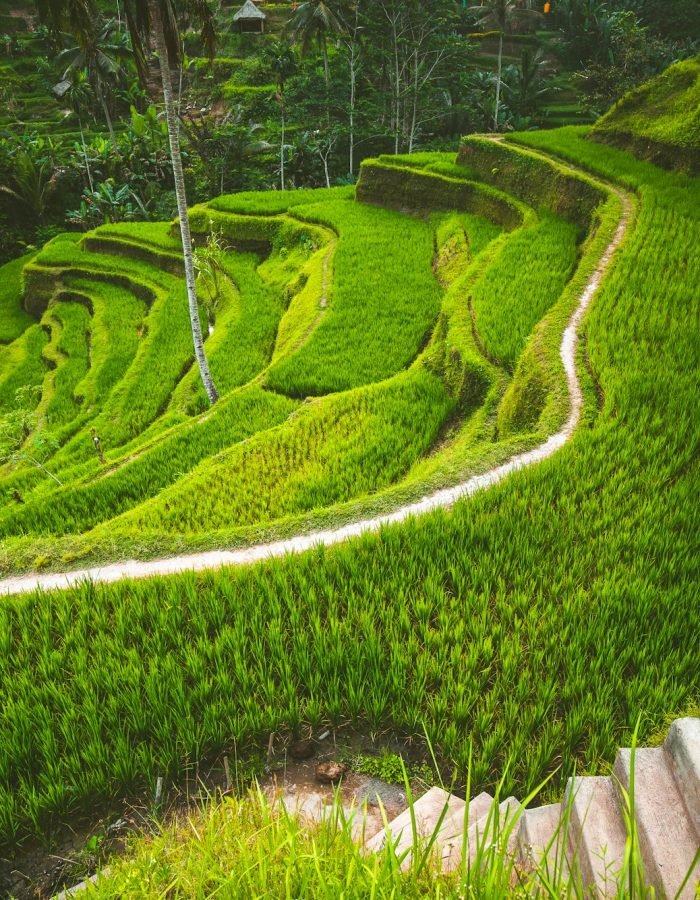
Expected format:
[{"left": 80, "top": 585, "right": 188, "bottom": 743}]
[
  {"left": 54, "top": 17, "right": 131, "bottom": 148},
  {"left": 67, "top": 179, "right": 147, "bottom": 228},
  {"left": 61, "top": 68, "right": 95, "bottom": 190},
  {"left": 469, "top": 0, "right": 538, "bottom": 130},
  {"left": 183, "top": 106, "right": 270, "bottom": 196},
  {"left": 0, "top": 150, "right": 60, "bottom": 224},
  {"left": 504, "top": 47, "right": 551, "bottom": 120},
  {"left": 341, "top": 0, "right": 361, "bottom": 174},
  {"left": 37, "top": 0, "right": 219, "bottom": 405},
  {"left": 290, "top": 0, "right": 347, "bottom": 86},
  {"left": 124, "top": 0, "right": 219, "bottom": 404}
]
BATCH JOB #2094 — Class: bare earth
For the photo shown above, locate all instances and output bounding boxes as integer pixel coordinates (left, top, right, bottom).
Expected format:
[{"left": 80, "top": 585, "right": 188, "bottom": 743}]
[{"left": 0, "top": 158, "right": 633, "bottom": 598}]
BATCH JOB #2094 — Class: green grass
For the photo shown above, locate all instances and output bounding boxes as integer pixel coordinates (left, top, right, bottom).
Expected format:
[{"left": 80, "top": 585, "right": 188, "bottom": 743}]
[
  {"left": 40, "top": 301, "right": 92, "bottom": 430},
  {"left": 0, "top": 386, "right": 298, "bottom": 538},
  {"left": 0, "top": 324, "right": 47, "bottom": 414},
  {"left": 472, "top": 213, "right": 579, "bottom": 371},
  {"left": 209, "top": 186, "right": 350, "bottom": 216},
  {"left": 68, "top": 760, "right": 695, "bottom": 900},
  {"left": 0, "top": 147, "right": 595, "bottom": 564},
  {"left": 432, "top": 211, "right": 503, "bottom": 286},
  {"left": 169, "top": 249, "right": 286, "bottom": 415},
  {"left": 0, "top": 252, "right": 35, "bottom": 345},
  {"left": 96, "top": 222, "right": 181, "bottom": 252},
  {"left": 265, "top": 197, "right": 443, "bottom": 397},
  {"left": 64, "top": 276, "right": 147, "bottom": 413},
  {"left": 25, "top": 237, "right": 200, "bottom": 449},
  {"left": 592, "top": 55, "right": 700, "bottom": 172},
  {"left": 0, "top": 131, "right": 696, "bottom": 854},
  {"left": 111, "top": 367, "right": 454, "bottom": 535}
]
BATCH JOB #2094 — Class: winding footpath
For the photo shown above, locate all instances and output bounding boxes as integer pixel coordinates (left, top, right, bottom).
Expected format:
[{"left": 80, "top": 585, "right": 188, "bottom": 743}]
[{"left": 0, "top": 153, "right": 634, "bottom": 597}]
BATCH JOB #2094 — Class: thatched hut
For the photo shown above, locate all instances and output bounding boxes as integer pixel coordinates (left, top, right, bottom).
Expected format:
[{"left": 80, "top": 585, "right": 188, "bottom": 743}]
[{"left": 233, "top": 0, "right": 267, "bottom": 34}]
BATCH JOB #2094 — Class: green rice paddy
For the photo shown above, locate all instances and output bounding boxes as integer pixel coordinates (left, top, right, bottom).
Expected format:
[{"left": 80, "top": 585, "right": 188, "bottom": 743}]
[{"left": 0, "top": 128, "right": 697, "bottom": 858}]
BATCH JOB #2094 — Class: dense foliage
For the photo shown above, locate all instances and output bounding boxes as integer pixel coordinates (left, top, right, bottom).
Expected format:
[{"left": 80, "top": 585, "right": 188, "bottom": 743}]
[{"left": 1, "top": 0, "right": 696, "bottom": 262}]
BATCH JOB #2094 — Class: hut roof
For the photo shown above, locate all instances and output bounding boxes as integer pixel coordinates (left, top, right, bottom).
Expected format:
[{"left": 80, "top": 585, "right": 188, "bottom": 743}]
[{"left": 233, "top": 0, "right": 267, "bottom": 21}]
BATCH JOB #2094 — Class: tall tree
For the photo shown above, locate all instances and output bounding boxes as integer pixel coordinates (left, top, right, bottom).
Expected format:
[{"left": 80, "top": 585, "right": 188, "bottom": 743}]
[
  {"left": 290, "top": 0, "right": 347, "bottom": 86},
  {"left": 125, "top": 0, "right": 219, "bottom": 405},
  {"left": 342, "top": 0, "right": 361, "bottom": 174},
  {"left": 62, "top": 68, "right": 95, "bottom": 191},
  {"left": 39, "top": 0, "right": 219, "bottom": 405},
  {"left": 54, "top": 17, "right": 130, "bottom": 149},
  {"left": 470, "top": 0, "right": 536, "bottom": 130},
  {"left": 263, "top": 39, "right": 297, "bottom": 190}
]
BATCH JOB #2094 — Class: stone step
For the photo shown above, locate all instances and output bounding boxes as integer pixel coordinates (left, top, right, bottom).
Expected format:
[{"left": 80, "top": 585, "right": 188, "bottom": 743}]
[
  {"left": 614, "top": 747, "right": 700, "bottom": 899},
  {"left": 364, "top": 786, "right": 466, "bottom": 866},
  {"left": 438, "top": 790, "right": 505, "bottom": 872},
  {"left": 473, "top": 795, "right": 522, "bottom": 855},
  {"left": 565, "top": 776, "right": 627, "bottom": 897},
  {"left": 665, "top": 717, "right": 700, "bottom": 835},
  {"left": 444, "top": 794, "right": 522, "bottom": 872},
  {"left": 437, "top": 790, "right": 494, "bottom": 871},
  {"left": 517, "top": 803, "right": 566, "bottom": 875}
]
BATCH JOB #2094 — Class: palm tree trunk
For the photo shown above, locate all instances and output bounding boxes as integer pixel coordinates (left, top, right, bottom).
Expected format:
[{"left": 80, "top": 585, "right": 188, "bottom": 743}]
[
  {"left": 280, "top": 107, "right": 285, "bottom": 191},
  {"left": 494, "top": 32, "right": 503, "bottom": 131},
  {"left": 149, "top": 0, "right": 218, "bottom": 405},
  {"left": 348, "top": 45, "right": 356, "bottom": 174},
  {"left": 78, "top": 117, "right": 94, "bottom": 192},
  {"left": 93, "top": 76, "right": 118, "bottom": 150}
]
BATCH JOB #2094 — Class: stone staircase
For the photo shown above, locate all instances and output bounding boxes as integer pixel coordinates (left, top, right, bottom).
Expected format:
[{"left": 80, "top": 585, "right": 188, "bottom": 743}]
[
  {"left": 363, "top": 718, "right": 700, "bottom": 897},
  {"left": 54, "top": 718, "right": 700, "bottom": 898}
]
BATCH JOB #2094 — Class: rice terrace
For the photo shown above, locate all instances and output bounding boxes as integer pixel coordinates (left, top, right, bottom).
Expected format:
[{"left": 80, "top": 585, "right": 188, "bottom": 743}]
[{"left": 0, "top": 0, "right": 698, "bottom": 897}]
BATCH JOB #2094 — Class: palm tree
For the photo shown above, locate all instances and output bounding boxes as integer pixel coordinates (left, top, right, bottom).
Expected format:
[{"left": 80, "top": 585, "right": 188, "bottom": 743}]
[
  {"left": 290, "top": 0, "right": 347, "bottom": 86},
  {"left": 127, "top": 0, "right": 218, "bottom": 404},
  {"left": 61, "top": 68, "right": 95, "bottom": 191},
  {"left": 54, "top": 17, "right": 130, "bottom": 149},
  {"left": 38, "top": 0, "right": 219, "bottom": 405},
  {"left": 470, "top": 0, "right": 538, "bottom": 130},
  {"left": 508, "top": 47, "right": 550, "bottom": 119}
]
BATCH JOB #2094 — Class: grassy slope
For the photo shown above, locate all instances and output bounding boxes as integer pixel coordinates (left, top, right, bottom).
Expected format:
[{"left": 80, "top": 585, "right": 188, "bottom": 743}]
[
  {"left": 0, "top": 132, "right": 697, "bottom": 846},
  {"left": 592, "top": 56, "right": 700, "bottom": 172},
  {"left": 0, "top": 185, "right": 598, "bottom": 579},
  {"left": 0, "top": 252, "right": 35, "bottom": 345},
  {"left": 0, "top": 178, "right": 519, "bottom": 552},
  {"left": 471, "top": 212, "right": 578, "bottom": 371},
  {"left": 265, "top": 197, "right": 443, "bottom": 397}
]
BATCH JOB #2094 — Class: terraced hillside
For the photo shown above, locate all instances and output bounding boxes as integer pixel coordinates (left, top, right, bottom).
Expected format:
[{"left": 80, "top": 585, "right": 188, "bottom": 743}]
[
  {"left": 0, "top": 128, "right": 697, "bottom": 875},
  {"left": 592, "top": 54, "right": 700, "bottom": 173},
  {"left": 0, "top": 145, "right": 590, "bottom": 575}
]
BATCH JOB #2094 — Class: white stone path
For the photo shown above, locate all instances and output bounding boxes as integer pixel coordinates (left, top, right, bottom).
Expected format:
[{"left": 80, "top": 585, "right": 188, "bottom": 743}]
[{"left": 0, "top": 154, "right": 633, "bottom": 597}]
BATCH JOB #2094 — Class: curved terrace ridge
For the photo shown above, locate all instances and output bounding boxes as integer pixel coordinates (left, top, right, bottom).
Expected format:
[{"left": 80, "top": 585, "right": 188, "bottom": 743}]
[{"left": 0, "top": 147, "right": 634, "bottom": 597}]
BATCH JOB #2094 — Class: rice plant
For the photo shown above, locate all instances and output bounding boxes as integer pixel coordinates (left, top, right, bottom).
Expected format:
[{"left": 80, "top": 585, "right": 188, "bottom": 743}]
[
  {"left": 265, "top": 197, "right": 443, "bottom": 397},
  {"left": 0, "top": 131, "right": 696, "bottom": 850},
  {"left": 114, "top": 368, "right": 454, "bottom": 535},
  {"left": 471, "top": 213, "right": 579, "bottom": 372},
  {"left": 0, "top": 252, "right": 35, "bottom": 345},
  {"left": 0, "top": 386, "right": 297, "bottom": 537},
  {"left": 0, "top": 325, "right": 48, "bottom": 414},
  {"left": 23, "top": 728, "right": 700, "bottom": 898}
]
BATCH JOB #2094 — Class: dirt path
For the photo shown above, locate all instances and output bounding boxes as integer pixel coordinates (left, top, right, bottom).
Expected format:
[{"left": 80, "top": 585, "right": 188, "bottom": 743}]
[{"left": 0, "top": 154, "right": 633, "bottom": 598}]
